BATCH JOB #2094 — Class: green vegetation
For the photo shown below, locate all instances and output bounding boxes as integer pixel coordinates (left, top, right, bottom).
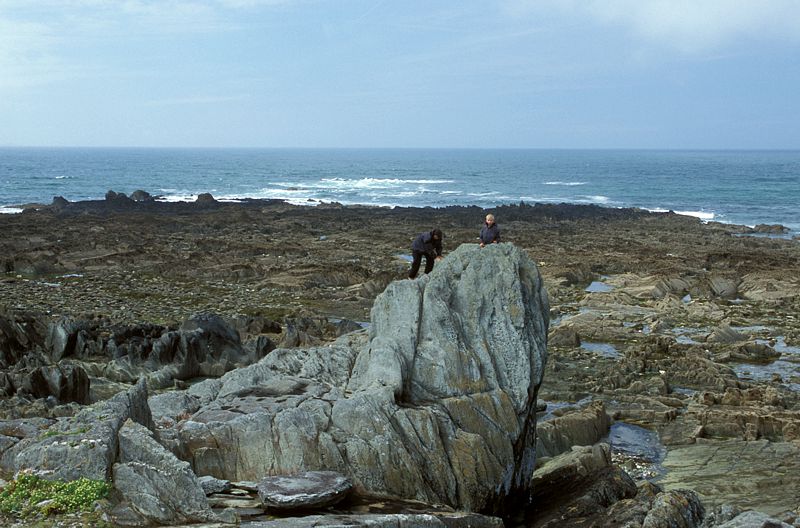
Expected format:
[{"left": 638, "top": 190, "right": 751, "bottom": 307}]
[
  {"left": 0, "top": 472, "right": 111, "bottom": 517},
  {"left": 38, "top": 426, "right": 90, "bottom": 440}
]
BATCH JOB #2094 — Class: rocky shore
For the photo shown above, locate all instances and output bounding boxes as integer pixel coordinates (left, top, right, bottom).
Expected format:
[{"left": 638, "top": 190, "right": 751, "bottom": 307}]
[{"left": 1, "top": 194, "right": 799, "bottom": 527}]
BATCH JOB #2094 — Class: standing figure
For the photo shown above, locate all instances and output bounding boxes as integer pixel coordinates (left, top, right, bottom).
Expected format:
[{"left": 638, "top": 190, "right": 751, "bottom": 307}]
[
  {"left": 479, "top": 214, "right": 500, "bottom": 248},
  {"left": 409, "top": 228, "right": 443, "bottom": 279}
]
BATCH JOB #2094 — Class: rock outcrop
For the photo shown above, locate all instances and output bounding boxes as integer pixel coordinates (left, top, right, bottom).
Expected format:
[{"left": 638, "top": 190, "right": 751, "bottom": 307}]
[
  {"left": 173, "top": 243, "right": 549, "bottom": 512},
  {"left": 112, "top": 419, "right": 220, "bottom": 525},
  {"left": 1, "top": 378, "right": 153, "bottom": 481}
]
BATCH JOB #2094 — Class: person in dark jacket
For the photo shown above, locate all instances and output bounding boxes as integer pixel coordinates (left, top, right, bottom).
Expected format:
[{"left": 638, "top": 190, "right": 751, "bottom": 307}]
[
  {"left": 479, "top": 214, "right": 500, "bottom": 248},
  {"left": 409, "top": 228, "right": 443, "bottom": 279}
]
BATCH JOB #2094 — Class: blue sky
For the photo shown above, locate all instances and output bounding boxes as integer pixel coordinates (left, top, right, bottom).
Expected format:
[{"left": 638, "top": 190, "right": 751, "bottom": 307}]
[{"left": 1, "top": 0, "right": 799, "bottom": 148}]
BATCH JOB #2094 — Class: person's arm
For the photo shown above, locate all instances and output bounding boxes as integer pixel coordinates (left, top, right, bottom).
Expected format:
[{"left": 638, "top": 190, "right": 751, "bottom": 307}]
[{"left": 494, "top": 226, "right": 500, "bottom": 243}]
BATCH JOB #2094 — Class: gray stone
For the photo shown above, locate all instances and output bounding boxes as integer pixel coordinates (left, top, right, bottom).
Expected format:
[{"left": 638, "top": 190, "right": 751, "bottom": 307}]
[
  {"left": 45, "top": 317, "right": 89, "bottom": 362},
  {"left": 100, "top": 314, "right": 260, "bottom": 388},
  {"left": 706, "top": 324, "right": 746, "bottom": 344},
  {"left": 148, "top": 391, "right": 202, "bottom": 424},
  {"left": 642, "top": 489, "right": 705, "bottom": 528},
  {"left": 536, "top": 400, "right": 610, "bottom": 458},
  {"left": 661, "top": 440, "right": 800, "bottom": 515},
  {"left": 243, "top": 512, "right": 504, "bottom": 527},
  {"left": 753, "top": 224, "right": 787, "bottom": 234},
  {"left": 0, "top": 434, "right": 18, "bottom": 455},
  {"left": 175, "top": 244, "right": 549, "bottom": 512},
  {"left": 0, "top": 417, "right": 54, "bottom": 439},
  {"left": 0, "top": 378, "right": 152, "bottom": 481},
  {"left": 129, "top": 190, "right": 153, "bottom": 202},
  {"left": 713, "top": 510, "right": 793, "bottom": 528},
  {"left": 113, "top": 419, "right": 218, "bottom": 525},
  {"left": 22, "top": 363, "right": 90, "bottom": 404},
  {"left": 257, "top": 471, "right": 352, "bottom": 510},
  {"left": 531, "top": 443, "right": 614, "bottom": 501},
  {"left": 708, "top": 276, "right": 739, "bottom": 299},
  {"left": 198, "top": 475, "right": 232, "bottom": 495},
  {"left": 548, "top": 324, "right": 582, "bottom": 347}
]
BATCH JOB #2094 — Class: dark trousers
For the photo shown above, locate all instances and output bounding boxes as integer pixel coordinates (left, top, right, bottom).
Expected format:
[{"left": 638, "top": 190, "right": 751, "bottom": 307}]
[{"left": 409, "top": 251, "right": 435, "bottom": 279}]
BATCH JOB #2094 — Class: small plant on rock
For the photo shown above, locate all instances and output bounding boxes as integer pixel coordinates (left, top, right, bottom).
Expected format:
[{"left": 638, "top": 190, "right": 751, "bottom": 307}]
[{"left": 0, "top": 471, "right": 111, "bottom": 517}]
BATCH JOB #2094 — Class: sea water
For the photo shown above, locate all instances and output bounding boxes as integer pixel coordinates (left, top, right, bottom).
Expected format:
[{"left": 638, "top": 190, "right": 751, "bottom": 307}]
[{"left": 1, "top": 148, "right": 799, "bottom": 234}]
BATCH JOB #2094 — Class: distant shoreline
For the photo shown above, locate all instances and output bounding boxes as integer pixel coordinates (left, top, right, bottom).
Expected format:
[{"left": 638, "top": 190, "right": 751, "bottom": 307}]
[
  {"left": 3, "top": 148, "right": 798, "bottom": 233},
  {"left": 2, "top": 194, "right": 795, "bottom": 238}
]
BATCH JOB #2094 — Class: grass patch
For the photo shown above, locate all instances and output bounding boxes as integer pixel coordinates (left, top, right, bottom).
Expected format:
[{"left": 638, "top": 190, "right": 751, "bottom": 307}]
[
  {"left": 38, "top": 426, "right": 90, "bottom": 440},
  {"left": 0, "top": 472, "right": 111, "bottom": 517}
]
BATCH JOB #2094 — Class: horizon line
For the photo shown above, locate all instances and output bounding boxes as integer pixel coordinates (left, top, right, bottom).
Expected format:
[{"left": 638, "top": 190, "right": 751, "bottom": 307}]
[{"left": 2, "top": 145, "right": 799, "bottom": 152}]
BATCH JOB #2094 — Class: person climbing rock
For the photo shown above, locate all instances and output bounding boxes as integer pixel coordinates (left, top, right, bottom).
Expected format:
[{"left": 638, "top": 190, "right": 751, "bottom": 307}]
[{"left": 409, "top": 228, "right": 443, "bottom": 279}]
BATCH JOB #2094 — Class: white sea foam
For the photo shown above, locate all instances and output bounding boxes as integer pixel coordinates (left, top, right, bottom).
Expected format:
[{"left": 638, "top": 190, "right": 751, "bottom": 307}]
[
  {"left": 318, "top": 177, "right": 453, "bottom": 189},
  {"left": 649, "top": 208, "right": 715, "bottom": 221},
  {"left": 156, "top": 194, "right": 196, "bottom": 203},
  {"left": 544, "top": 181, "right": 586, "bottom": 186},
  {"left": 675, "top": 210, "right": 715, "bottom": 221},
  {"left": 0, "top": 206, "right": 23, "bottom": 214}
]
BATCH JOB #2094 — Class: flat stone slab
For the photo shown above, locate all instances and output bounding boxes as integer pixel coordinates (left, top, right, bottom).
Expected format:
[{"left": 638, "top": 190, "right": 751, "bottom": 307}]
[
  {"left": 241, "top": 512, "right": 504, "bottom": 527},
  {"left": 198, "top": 475, "right": 232, "bottom": 495},
  {"left": 660, "top": 439, "right": 800, "bottom": 516},
  {"left": 257, "top": 471, "right": 352, "bottom": 510}
]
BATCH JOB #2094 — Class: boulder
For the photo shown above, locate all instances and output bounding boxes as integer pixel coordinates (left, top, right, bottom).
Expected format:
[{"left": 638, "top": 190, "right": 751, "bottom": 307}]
[
  {"left": 711, "top": 510, "right": 793, "bottom": 528},
  {"left": 196, "top": 193, "right": 216, "bottom": 203},
  {"left": 21, "top": 363, "right": 90, "bottom": 404},
  {"left": 753, "top": 224, "right": 788, "bottom": 234},
  {"left": 706, "top": 324, "right": 746, "bottom": 344},
  {"left": 45, "top": 317, "right": 96, "bottom": 361},
  {"left": 112, "top": 419, "right": 218, "bottom": 525},
  {"left": 129, "top": 190, "right": 153, "bottom": 202},
  {"left": 0, "top": 417, "right": 55, "bottom": 439},
  {"left": 175, "top": 243, "right": 549, "bottom": 512},
  {"left": 197, "top": 475, "right": 232, "bottom": 495},
  {"left": 641, "top": 489, "right": 704, "bottom": 528},
  {"left": 548, "top": 324, "right": 581, "bottom": 348},
  {"left": 732, "top": 342, "right": 781, "bottom": 364},
  {"left": 0, "top": 434, "right": 17, "bottom": 455},
  {"left": 0, "top": 310, "right": 47, "bottom": 368},
  {"left": 51, "top": 196, "right": 69, "bottom": 208},
  {"left": 708, "top": 276, "right": 739, "bottom": 299},
  {"left": 105, "top": 190, "right": 132, "bottom": 204},
  {"left": 257, "top": 471, "right": 352, "bottom": 510},
  {"left": 536, "top": 401, "right": 610, "bottom": 458}
]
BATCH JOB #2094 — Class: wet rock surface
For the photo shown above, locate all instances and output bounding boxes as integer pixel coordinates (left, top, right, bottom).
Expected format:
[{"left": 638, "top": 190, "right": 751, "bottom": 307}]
[
  {"left": 256, "top": 471, "right": 352, "bottom": 510},
  {"left": 2, "top": 198, "right": 800, "bottom": 526}
]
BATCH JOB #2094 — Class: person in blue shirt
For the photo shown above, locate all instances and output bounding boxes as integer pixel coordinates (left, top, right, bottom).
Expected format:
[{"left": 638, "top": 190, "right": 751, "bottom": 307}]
[
  {"left": 479, "top": 214, "right": 500, "bottom": 248},
  {"left": 409, "top": 228, "right": 443, "bottom": 279}
]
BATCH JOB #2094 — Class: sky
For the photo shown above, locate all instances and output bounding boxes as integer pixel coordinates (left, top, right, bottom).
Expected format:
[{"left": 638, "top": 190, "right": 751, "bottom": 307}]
[{"left": 1, "top": 0, "right": 799, "bottom": 149}]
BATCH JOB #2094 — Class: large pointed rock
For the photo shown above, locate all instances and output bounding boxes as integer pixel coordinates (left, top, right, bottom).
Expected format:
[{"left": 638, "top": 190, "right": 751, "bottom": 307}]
[
  {"left": 175, "top": 243, "right": 549, "bottom": 512},
  {"left": 112, "top": 419, "right": 219, "bottom": 525}
]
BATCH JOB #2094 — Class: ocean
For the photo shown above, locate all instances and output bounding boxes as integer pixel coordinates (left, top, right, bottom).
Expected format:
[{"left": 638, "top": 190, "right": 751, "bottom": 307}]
[{"left": 2, "top": 148, "right": 799, "bottom": 234}]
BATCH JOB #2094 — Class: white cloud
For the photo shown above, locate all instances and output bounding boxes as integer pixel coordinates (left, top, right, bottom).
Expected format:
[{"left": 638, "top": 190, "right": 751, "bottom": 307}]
[
  {"left": 504, "top": 0, "right": 800, "bottom": 53},
  {"left": 0, "top": 0, "right": 269, "bottom": 91}
]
